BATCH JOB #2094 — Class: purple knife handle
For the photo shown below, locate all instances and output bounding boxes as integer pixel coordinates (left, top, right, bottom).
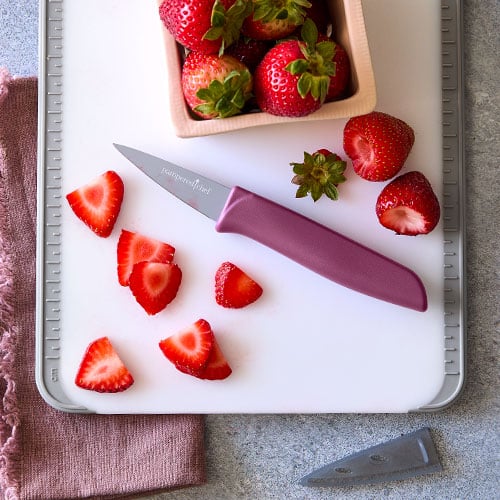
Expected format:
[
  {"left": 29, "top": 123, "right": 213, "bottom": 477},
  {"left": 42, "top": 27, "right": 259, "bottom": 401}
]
[{"left": 215, "top": 186, "right": 427, "bottom": 311}]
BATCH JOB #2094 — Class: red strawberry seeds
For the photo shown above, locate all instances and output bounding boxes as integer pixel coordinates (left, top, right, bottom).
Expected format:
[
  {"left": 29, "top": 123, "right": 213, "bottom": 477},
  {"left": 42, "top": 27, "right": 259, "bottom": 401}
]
[
  {"left": 75, "top": 337, "right": 134, "bottom": 393},
  {"left": 66, "top": 170, "right": 124, "bottom": 237}
]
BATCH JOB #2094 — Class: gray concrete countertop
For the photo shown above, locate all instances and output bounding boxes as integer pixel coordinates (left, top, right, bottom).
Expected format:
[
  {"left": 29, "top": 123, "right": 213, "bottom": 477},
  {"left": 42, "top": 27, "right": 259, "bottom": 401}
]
[{"left": 1, "top": 1, "right": 498, "bottom": 498}]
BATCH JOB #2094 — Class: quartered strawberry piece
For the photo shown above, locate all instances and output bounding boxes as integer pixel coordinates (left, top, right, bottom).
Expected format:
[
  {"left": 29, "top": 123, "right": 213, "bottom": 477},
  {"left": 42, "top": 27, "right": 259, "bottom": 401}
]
[
  {"left": 128, "top": 261, "right": 182, "bottom": 315},
  {"left": 215, "top": 261, "right": 263, "bottom": 308},
  {"left": 159, "top": 319, "right": 215, "bottom": 376},
  {"left": 75, "top": 336, "right": 134, "bottom": 393},
  {"left": 66, "top": 170, "right": 124, "bottom": 237},
  {"left": 117, "top": 229, "right": 175, "bottom": 286},
  {"left": 197, "top": 339, "right": 232, "bottom": 380}
]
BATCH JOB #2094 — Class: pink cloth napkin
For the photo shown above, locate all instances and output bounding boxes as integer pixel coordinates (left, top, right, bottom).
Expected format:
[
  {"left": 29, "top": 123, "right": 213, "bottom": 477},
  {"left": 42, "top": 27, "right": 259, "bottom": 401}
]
[{"left": 0, "top": 69, "right": 206, "bottom": 500}]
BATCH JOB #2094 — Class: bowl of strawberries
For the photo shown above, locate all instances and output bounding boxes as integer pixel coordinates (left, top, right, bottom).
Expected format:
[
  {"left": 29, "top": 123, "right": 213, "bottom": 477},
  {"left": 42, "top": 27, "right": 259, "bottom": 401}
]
[{"left": 157, "top": 0, "right": 376, "bottom": 137}]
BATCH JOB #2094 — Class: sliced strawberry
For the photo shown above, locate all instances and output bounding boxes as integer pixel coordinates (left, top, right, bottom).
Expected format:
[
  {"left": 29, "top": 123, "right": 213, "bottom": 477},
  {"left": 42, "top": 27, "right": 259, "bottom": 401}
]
[
  {"left": 117, "top": 229, "right": 175, "bottom": 286},
  {"left": 376, "top": 171, "right": 441, "bottom": 235},
  {"left": 215, "top": 261, "right": 263, "bottom": 308},
  {"left": 75, "top": 336, "right": 134, "bottom": 393},
  {"left": 66, "top": 170, "right": 124, "bottom": 237},
  {"left": 159, "top": 319, "right": 215, "bottom": 375},
  {"left": 197, "top": 339, "right": 232, "bottom": 380},
  {"left": 343, "top": 111, "right": 415, "bottom": 182},
  {"left": 128, "top": 261, "right": 182, "bottom": 315}
]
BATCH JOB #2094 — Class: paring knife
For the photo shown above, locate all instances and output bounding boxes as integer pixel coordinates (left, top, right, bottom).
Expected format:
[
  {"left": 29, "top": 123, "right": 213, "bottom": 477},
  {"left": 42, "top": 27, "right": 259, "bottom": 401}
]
[{"left": 114, "top": 144, "right": 427, "bottom": 311}]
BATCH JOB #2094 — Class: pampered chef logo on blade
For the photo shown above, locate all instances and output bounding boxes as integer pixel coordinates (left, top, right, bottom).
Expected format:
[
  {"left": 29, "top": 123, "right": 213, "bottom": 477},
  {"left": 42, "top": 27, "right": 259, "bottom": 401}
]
[{"left": 160, "top": 167, "right": 212, "bottom": 195}]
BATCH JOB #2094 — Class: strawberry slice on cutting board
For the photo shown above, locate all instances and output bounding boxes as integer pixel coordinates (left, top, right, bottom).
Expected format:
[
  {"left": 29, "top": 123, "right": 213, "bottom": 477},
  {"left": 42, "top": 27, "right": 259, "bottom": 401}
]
[
  {"left": 117, "top": 229, "right": 175, "bottom": 286},
  {"left": 197, "top": 339, "right": 232, "bottom": 380},
  {"left": 159, "top": 319, "right": 232, "bottom": 380},
  {"left": 128, "top": 261, "right": 182, "bottom": 315},
  {"left": 215, "top": 261, "right": 263, "bottom": 308},
  {"left": 159, "top": 319, "right": 215, "bottom": 376},
  {"left": 75, "top": 336, "right": 134, "bottom": 393},
  {"left": 66, "top": 170, "right": 124, "bottom": 237}
]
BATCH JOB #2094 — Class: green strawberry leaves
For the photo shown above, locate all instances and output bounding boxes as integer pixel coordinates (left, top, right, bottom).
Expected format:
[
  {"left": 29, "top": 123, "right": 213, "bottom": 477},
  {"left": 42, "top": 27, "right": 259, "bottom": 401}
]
[
  {"left": 291, "top": 150, "right": 347, "bottom": 202},
  {"left": 195, "top": 69, "right": 253, "bottom": 118},
  {"left": 285, "top": 18, "right": 337, "bottom": 102},
  {"left": 251, "top": 0, "right": 312, "bottom": 25},
  {"left": 204, "top": 0, "right": 253, "bottom": 55}
]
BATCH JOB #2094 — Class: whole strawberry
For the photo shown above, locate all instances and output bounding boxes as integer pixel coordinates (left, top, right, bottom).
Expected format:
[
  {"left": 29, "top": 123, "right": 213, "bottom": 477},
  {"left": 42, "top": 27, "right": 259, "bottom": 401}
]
[
  {"left": 303, "top": 0, "right": 330, "bottom": 34},
  {"left": 159, "top": 0, "right": 251, "bottom": 54},
  {"left": 291, "top": 148, "right": 347, "bottom": 201},
  {"left": 343, "top": 111, "right": 415, "bottom": 181},
  {"left": 376, "top": 171, "right": 440, "bottom": 235},
  {"left": 325, "top": 41, "right": 350, "bottom": 101},
  {"left": 254, "top": 19, "right": 338, "bottom": 117},
  {"left": 242, "top": 0, "right": 312, "bottom": 40},
  {"left": 181, "top": 51, "right": 253, "bottom": 119},
  {"left": 225, "top": 37, "right": 271, "bottom": 72}
]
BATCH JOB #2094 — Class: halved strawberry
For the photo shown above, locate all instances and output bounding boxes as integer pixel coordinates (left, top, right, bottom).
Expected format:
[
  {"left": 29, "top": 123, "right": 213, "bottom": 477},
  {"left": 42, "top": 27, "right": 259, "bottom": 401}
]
[
  {"left": 197, "top": 339, "right": 232, "bottom": 380},
  {"left": 117, "top": 230, "right": 175, "bottom": 286},
  {"left": 215, "top": 261, "right": 263, "bottom": 308},
  {"left": 128, "top": 261, "right": 182, "bottom": 315},
  {"left": 343, "top": 111, "right": 415, "bottom": 182},
  {"left": 66, "top": 170, "right": 124, "bottom": 237},
  {"left": 375, "top": 171, "right": 441, "bottom": 236},
  {"left": 159, "top": 319, "right": 215, "bottom": 375},
  {"left": 75, "top": 336, "right": 134, "bottom": 393}
]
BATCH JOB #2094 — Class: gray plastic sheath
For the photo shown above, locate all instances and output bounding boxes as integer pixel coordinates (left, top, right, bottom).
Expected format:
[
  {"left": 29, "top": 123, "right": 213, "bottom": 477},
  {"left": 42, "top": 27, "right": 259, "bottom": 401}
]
[{"left": 215, "top": 187, "right": 428, "bottom": 312}]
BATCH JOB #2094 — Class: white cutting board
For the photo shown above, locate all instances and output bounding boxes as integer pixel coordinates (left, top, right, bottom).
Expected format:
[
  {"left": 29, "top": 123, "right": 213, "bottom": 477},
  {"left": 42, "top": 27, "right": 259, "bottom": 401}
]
[{"left": 57, "top": 0, "right": 444, "bottom": 413}]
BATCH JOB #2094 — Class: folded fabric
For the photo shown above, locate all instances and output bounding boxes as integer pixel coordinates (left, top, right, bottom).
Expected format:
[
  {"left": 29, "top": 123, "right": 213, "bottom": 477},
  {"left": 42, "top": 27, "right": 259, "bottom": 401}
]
[{"left": 0, "top": 70, "right": 206, "bottom": 500}]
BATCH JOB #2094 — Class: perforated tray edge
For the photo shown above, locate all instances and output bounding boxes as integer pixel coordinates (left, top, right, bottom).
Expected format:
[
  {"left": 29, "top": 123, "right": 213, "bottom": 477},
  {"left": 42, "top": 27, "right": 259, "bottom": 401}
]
[
  {"left": 35, "top": 0, "right": 91, "bottom": 413},
  {"left": 415, "top": 0, "right": 467, "bottom": 412}
]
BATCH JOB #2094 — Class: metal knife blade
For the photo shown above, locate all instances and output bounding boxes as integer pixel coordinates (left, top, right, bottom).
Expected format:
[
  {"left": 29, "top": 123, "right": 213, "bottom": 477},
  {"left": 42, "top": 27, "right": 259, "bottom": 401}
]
[
  {"left": 300, "top": 427, "right": 443, "bottom": 487},
  {"left": 114, "top": 144, "right": 428, "bottom": 312}
]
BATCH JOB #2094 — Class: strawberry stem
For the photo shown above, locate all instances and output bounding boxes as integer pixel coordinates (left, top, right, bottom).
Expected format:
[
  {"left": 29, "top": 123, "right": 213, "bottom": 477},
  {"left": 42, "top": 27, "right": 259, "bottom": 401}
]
[
  {"left": 204, "top": 0, "right": 253, "bottom": 55},
  {"left": 291, "top": 150, "right": 347, "bottom": 202},
  {"left": 284, "top": 18, "right": 337, "bottom": 102},
  {"left": 195, "top": 69, "right": 253, "bottom": 118}
]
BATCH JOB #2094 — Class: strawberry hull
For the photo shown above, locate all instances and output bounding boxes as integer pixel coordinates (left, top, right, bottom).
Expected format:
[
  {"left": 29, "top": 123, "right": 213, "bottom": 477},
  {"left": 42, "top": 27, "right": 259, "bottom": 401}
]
[{"left": 157, "top": 0, "right": 376, "bottom": 137}]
